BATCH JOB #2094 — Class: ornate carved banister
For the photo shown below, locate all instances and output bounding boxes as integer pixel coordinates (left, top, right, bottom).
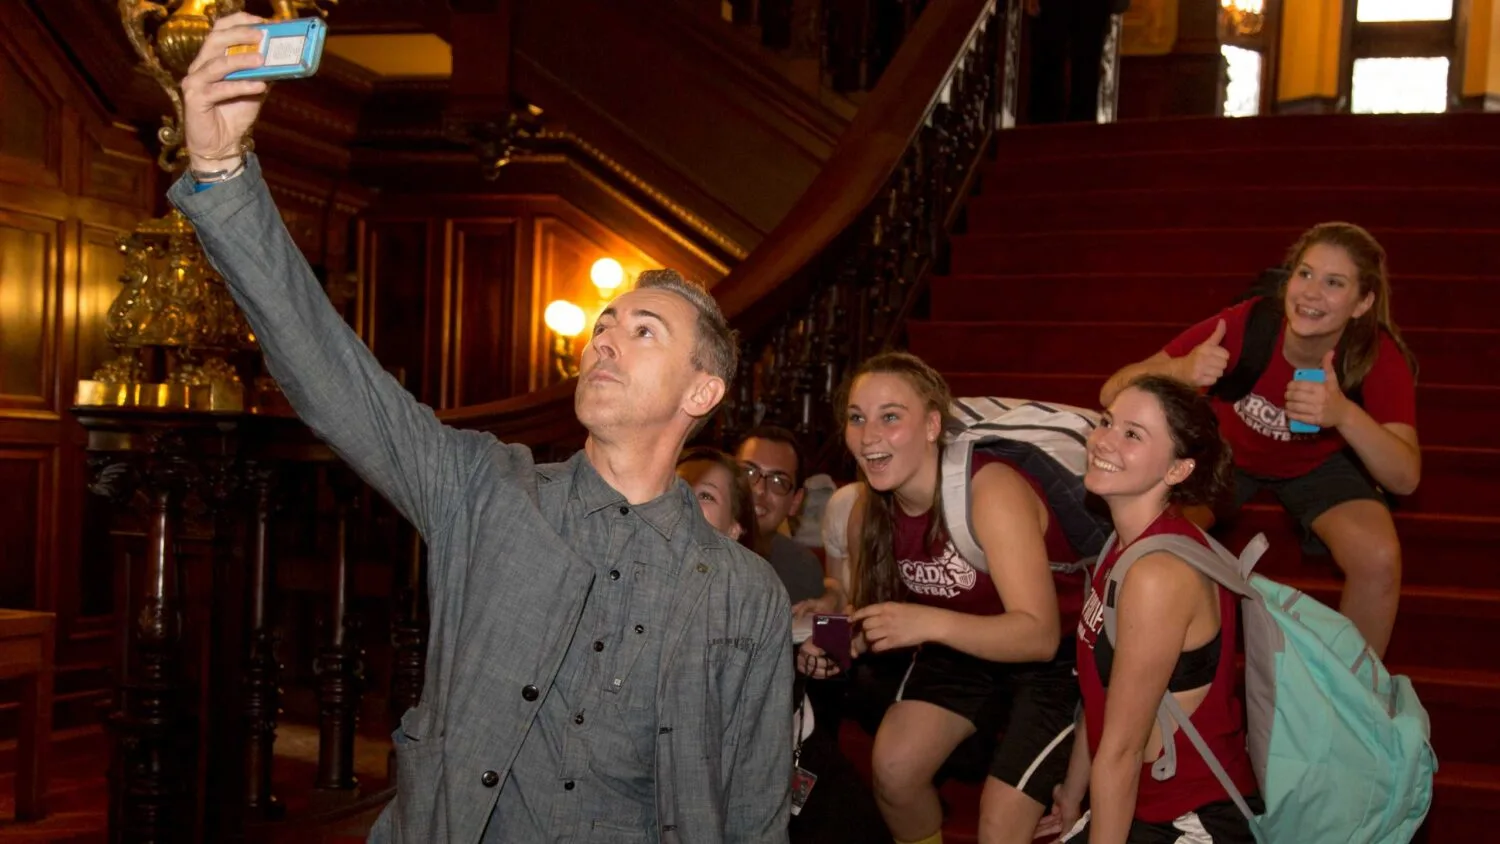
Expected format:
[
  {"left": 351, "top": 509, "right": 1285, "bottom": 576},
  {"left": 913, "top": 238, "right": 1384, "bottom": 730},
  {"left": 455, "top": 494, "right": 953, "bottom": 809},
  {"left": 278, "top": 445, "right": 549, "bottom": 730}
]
[{"left": 445, "top": 0, "right": 1013, "bottom": 469}]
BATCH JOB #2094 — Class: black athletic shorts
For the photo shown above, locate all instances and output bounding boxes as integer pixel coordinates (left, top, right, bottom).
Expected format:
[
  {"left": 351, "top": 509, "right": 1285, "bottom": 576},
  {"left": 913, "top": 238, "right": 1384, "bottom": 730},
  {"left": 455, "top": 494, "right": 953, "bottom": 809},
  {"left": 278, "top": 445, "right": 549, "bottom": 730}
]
[
  {"left": 1232, "top": 449, "right": 1385, "bottom": 555},
  {"left": 1063, "top": 797, "right": 1264, "bottom": 843},
  {"left": 894, "top": 639, "right": 1080, "bottom": 806}
]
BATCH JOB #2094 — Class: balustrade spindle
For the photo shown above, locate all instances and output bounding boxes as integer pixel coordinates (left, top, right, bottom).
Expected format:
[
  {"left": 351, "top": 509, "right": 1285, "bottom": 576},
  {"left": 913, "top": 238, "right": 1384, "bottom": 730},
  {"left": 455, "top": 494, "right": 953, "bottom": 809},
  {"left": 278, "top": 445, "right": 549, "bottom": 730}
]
[
  {"left": 111, "top": 448, "right": 194, "bottom": 844},
  {"left": 315, "top": 469, "right": 364, "bottom": 791},
  {"left": 242, "top": 465, "right": 282, "bottom": 817}
]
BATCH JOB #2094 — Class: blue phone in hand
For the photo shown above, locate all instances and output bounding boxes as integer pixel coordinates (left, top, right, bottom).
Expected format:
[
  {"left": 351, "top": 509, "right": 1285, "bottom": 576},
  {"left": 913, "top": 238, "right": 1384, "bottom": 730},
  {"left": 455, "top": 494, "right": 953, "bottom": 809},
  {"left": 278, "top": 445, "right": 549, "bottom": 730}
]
[
  {"left": 224, "top": 17, "right": 327, "bottom": 81},
  {"left": 1289, "top": 368, "right": 1325, "bottom": 434}
]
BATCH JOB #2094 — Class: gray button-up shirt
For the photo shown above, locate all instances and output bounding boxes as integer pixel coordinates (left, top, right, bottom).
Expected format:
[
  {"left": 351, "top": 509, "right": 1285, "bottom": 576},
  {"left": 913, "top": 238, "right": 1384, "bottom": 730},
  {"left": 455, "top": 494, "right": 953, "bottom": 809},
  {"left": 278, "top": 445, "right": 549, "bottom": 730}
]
[
  {"left": 172, "top": 157, "right": 793, "bottom": 844},
  {"left": 487, "top": 461, "right": 692, "bottom": 840}
]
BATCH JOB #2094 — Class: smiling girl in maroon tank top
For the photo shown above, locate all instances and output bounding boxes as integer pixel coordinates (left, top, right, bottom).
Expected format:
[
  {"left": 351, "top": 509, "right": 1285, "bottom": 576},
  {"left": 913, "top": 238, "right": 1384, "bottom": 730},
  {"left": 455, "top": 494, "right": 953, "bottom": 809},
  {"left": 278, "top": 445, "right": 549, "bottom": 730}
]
[{"left": 1039, "top": 376, "right": 1259, "bottom": 844}]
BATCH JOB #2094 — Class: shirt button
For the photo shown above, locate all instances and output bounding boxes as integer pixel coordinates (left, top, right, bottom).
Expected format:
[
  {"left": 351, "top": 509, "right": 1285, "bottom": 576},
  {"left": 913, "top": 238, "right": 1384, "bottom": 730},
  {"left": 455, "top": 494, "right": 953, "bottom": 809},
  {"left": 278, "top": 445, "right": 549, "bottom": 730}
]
[
  {"left": 481, "top": 770, "right": 499, "bottom": 788},
  {"left": 619, "top": 506, "right": 629, "bottom": 515},
  {"left": 634, "top": 624, "right": 645, "bottom": 634},
  {"left": 593, "top": 640, "right": 604, "bottom": 652},
  {"left": 564, "top": 780, "right": 576, "bottom": 790},
  {"left": 609, "top": 569, "right": 621, "bottom": 581},
  {"left": 696, "top": 563, "right": 709, "bottom": 573},
  {"left": 522, "top": 684, "right": 539, "bottom": 701},
  {"left": 574, "top": 713, "right": 585, "bottom": 725}
]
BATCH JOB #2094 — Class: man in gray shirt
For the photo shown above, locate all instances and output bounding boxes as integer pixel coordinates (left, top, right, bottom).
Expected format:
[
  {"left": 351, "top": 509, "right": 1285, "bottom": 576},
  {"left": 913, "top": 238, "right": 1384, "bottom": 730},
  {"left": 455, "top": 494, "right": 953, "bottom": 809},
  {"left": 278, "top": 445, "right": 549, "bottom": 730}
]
[
  {"left": 179, "top": 15, "right": 792, "bottom": 843},
  {"left": 735, "top": 427, "right": 839, "bottom": 611}
]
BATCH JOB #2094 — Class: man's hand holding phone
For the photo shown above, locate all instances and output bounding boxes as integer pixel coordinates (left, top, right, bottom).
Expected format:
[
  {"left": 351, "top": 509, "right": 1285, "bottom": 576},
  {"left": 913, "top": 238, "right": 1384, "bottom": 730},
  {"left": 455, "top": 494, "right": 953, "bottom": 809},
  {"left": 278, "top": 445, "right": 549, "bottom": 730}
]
[{"left": 181, "top": 13, "right": 275, "bottom": 175}]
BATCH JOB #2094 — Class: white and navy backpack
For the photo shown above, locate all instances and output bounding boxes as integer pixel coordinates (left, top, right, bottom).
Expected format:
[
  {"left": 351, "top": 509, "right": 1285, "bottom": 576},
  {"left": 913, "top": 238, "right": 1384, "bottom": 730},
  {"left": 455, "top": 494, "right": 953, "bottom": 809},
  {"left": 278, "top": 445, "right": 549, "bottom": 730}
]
[{"left": 940, "top": 397, "right": 1113, "bottom": 572}]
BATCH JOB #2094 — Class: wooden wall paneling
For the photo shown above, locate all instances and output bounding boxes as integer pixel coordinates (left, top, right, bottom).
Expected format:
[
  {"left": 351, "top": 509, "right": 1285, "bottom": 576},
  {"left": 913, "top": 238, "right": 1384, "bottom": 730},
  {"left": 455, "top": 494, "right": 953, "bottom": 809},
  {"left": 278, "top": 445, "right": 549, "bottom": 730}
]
[
  {"left": 448, "top": 219, "right": 521, "bottom": 408},
  {"left": 361, "top": 219, "right": 438, "bottom": 404},
  {"left": 0, "top": 1, "right": 160, "bottom": 751},
  {"left": 0, "top": 40, "right": 62, "bottom": 190},
  {"left": 0, "top": 209, "right": 59, "bottom": 413},
  {"left": 0, "top": 448, "right": 51, "bottom": 610}
]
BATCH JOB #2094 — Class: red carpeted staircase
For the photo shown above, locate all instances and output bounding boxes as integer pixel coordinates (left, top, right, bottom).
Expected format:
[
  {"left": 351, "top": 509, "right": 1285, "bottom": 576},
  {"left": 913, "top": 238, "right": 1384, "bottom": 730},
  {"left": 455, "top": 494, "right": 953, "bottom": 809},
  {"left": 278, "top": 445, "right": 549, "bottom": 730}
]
[{"left": 897, "top": 113, "right": 1500, "bottom": 842}]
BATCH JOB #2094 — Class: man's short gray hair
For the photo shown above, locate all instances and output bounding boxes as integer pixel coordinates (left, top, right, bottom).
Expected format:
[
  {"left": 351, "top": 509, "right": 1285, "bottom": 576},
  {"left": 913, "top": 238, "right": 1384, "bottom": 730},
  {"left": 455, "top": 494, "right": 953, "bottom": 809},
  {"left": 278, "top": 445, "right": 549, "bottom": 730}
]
[{"left": 636, "top": 269, "right": 739, "bottom": 384}]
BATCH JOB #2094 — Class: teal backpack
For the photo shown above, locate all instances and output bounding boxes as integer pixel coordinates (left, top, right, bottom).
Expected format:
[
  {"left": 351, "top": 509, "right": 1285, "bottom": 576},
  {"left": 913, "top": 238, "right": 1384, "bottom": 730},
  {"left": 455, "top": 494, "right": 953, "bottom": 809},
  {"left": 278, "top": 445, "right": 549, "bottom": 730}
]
[{"left": 1099, "top": 527, "right": 1436, "bottom": 844}]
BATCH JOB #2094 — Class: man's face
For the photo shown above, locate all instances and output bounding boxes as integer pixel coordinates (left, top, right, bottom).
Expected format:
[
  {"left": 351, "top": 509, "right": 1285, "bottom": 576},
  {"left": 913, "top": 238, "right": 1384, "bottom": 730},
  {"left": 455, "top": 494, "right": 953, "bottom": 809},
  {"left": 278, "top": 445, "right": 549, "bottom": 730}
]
[
  {"left": 575, "top": 288, "right": 715, "bottom": 436},
  {"left": 735, "top": 437, "right": 803, "bottom": 537}
]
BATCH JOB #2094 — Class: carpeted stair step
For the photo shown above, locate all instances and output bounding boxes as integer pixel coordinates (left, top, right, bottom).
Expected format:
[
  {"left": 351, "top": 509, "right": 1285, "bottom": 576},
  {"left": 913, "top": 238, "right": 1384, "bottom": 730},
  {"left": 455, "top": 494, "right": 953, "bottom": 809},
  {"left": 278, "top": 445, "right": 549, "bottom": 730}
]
[
  {"left": 1284, "top": 577, "right": 1500, "bottom": 671},
  {"left": 930, "top": 273, "right": 1497, "bottom": 331},
  {"left": 1400, "top": 667, "right": 1500, "bottom": 768},
  {"left": 949, "top": 229, "right": 1500, "bottom": 277},
  {"left": 1401, "top": 448, "right": 1500, "bottom": 517},
  {"left": 908, "top": 321, "right": 1500, "bottom": 388},
  {"left": 990, "top": 113, "right": 1500, "bottom": 159},
  {"left": 1426, "top": 763, "right": 1500, "bottom": 840},
  {"left": 967, "top": 187, "right": 1500, "bottom": 237},
  {"left": 986, "top": 148, "right": 1500, "bottom": 193}
]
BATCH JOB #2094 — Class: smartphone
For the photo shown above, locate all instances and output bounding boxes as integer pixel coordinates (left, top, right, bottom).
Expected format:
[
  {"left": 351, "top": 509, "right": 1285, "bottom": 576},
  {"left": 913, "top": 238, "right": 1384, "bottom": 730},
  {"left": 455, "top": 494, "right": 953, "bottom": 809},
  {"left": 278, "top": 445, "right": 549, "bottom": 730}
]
[
  {"left": 812, "top": 614, "right": 852, "bottom": 672},
  {"left": 1289, "top": 368, "right": 1325, "bottom": 434},
  {"left": 225, "top": 17, "right": 328, "bottom": 81}
]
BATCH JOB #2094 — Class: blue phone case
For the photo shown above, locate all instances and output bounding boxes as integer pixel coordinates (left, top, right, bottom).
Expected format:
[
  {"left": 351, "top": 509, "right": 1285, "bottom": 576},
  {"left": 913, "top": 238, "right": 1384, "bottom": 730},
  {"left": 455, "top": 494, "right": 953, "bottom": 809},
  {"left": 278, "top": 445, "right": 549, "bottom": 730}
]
[
  {"left": 225, "top": 18, "right": 327, "bottom": 81},
  {"left": 1289, "top": 368, "right": 1326, "bottom": 433}
]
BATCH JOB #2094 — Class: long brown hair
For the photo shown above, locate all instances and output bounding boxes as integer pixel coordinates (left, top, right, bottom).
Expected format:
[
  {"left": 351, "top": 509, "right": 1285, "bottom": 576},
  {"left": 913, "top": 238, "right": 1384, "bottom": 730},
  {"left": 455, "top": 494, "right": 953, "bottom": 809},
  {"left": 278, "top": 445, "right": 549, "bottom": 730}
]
[
  {"left": 839, "top": 352, "right": 958, "bottom": 608},
  {"left": 1282, "top": 222, "right": 1418, "bottom": 391}
]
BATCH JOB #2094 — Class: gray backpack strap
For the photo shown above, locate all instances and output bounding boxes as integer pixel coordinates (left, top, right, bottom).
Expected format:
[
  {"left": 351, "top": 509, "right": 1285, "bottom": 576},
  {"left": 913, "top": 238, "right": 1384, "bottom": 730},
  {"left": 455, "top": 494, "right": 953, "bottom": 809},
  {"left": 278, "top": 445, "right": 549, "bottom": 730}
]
[
  {"left": 1100, "top": 534, "right": 1186, "bottom": 780},
  {"left": 1159, "top": 694, "right": 1261, "bottom": 829},
  {"left": 1100, "top": 532, "right": 1263, "bottom": 784},
  {"left": 940, "top": 440, "right": 988, "bottom": 572}
]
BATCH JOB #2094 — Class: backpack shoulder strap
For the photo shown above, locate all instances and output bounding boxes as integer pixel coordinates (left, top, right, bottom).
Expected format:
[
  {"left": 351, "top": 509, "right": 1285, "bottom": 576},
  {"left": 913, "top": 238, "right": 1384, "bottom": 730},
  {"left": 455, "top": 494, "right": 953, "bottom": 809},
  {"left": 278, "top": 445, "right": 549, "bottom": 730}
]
[
  {"left": 940, "top": 440, "right": 987, "bottom": 571},
  {"left": 1099, "top": 529, "right": 1266, "bottom": 831},
  {"left": 1159, "top": 694, "right": 1262, "bottom": 829},
  {"left": 1209, "top": 295, "right": 1281, "bottom": 405}
]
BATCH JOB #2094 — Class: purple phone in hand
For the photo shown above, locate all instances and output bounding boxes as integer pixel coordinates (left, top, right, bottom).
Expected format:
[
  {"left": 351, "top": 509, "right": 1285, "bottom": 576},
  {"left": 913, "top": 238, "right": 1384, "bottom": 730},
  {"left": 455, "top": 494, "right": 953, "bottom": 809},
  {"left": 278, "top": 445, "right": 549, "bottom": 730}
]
[
  {"left": 812, "top": 614, "right": 852, "bottom": 672},
  {"left": 1290, "top": 368, "right": 1325, "bottom": 433}
]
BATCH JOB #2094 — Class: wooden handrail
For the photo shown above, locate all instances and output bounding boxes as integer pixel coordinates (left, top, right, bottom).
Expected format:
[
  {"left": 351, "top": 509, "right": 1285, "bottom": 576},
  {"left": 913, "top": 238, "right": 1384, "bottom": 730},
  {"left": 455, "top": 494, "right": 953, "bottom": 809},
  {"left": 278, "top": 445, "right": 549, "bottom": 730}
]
[{"left": 715, "top": 0, "right": 997, "bottom": 334}]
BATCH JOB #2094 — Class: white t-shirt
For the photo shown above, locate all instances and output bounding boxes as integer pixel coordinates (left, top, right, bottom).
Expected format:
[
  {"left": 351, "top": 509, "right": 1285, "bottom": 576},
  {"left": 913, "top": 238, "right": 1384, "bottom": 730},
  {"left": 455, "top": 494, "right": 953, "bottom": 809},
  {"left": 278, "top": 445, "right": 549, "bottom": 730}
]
[{"left": 820, "top": 483, "right": 861, "bottom": 562}]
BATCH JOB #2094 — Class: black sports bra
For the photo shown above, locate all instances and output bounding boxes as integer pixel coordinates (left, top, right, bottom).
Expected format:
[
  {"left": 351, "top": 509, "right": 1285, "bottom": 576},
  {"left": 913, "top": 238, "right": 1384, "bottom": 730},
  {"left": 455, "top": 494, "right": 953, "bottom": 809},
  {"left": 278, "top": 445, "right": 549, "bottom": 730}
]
[{"left": 1093, "top": 629, "right": 1221, "bottom": 693}]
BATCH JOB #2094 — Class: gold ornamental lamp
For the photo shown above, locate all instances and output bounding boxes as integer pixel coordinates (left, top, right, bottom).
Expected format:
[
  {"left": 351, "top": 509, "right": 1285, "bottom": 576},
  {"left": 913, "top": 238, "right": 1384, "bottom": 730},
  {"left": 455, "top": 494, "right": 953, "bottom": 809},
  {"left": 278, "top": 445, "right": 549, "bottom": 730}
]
[
  {"left": 1220, "top": 0, "right": 1265, "bottom": 38},
  {"left": 75, "top": 0, "right": 335, "bottom": 413}
]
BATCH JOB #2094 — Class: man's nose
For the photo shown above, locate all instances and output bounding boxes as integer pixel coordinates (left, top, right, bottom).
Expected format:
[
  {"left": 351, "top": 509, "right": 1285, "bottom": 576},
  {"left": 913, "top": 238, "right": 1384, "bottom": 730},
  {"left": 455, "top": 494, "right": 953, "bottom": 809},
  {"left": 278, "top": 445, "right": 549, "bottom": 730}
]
[{"left": 592, "top": 327, "right": 619, "bottom": 359}]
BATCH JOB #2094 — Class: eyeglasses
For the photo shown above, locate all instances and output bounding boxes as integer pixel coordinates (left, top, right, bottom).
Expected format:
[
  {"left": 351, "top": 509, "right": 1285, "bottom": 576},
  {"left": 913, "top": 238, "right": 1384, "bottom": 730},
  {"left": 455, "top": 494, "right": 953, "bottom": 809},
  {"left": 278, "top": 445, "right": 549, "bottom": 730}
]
[{"left": 741, "top": 462, "right": 796, "bottom": 497}]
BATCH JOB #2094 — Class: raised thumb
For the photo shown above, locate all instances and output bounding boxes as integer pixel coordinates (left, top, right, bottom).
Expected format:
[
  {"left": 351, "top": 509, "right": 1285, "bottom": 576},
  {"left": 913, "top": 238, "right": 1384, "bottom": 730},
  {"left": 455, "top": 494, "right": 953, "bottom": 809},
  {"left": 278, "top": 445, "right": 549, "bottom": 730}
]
[
  {"left": 1322, "top": 349, "right": 1337, "bottom": 376},
  {"left": 1206, "top": 318, "right": 1228, "bottom": 346}
]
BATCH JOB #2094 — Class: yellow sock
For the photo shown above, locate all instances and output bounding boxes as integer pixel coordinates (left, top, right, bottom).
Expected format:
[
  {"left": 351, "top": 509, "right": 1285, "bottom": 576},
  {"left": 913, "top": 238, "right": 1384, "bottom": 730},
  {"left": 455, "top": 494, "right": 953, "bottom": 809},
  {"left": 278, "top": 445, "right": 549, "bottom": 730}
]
[{"left": 897, "top": 833, "right": 943, "bottom": 844}]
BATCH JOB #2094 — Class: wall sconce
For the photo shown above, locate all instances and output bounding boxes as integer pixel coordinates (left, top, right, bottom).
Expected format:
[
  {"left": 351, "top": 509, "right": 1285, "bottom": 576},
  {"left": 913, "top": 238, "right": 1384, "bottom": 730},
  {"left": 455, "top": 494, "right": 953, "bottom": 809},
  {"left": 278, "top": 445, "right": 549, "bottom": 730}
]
[
  {"left": 590, "top": 257, "right": 626, "bottom": 297},
  {"left": 543, "top": 299, "right": 586, "bottom": 380},
  {"left": 1220, "top": 0, "right": 1264, "bottom": 37}
]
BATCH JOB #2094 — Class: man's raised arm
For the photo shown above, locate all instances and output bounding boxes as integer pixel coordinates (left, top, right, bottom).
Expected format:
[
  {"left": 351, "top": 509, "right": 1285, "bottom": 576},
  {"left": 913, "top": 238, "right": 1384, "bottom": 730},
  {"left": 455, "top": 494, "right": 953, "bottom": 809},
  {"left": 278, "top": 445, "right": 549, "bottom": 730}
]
[{"left": 171, "top": 13, "right": 507, "bottom": 538}]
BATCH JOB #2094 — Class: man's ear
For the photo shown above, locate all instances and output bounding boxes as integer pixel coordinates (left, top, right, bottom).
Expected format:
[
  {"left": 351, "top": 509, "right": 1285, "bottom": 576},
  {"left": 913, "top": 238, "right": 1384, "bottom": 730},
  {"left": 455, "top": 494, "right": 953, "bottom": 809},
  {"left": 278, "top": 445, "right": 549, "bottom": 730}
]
[
  {"left": 685, "top": 373, "right": 726, "bottom": 422},
  {"left": 728, "top": 521, "right": 744, "bottom": 541},
  {"left": 790, "top": 487, "right": 806, "bottom": 518},
  {"left": 1165, "top": 458, "right": 1196, "bottom": 489}
]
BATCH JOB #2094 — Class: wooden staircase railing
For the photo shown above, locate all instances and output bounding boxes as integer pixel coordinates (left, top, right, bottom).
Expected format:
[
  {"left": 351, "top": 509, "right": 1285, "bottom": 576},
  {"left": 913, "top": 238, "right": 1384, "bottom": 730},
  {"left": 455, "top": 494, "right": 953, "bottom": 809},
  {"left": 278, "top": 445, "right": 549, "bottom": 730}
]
[{"left": 444, "top": 0, "right": 1018, "bottom": 476}]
